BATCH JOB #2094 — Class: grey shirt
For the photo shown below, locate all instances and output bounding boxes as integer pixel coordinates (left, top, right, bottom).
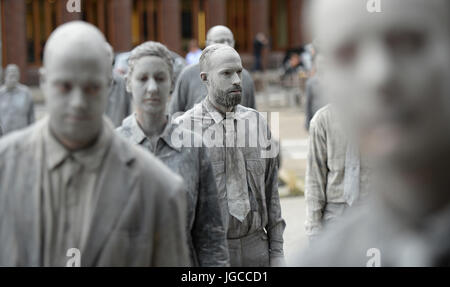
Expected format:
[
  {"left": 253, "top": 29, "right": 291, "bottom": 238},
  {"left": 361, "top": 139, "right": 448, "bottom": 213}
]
[
  {"left": 0, "top": 117, "right": 190, "bottom": 266},
  {"left": 0, "top": 84, "right": 35, "bottom": 134},
  {"left": 175, "top": 99, "right": 285, "bottom": 261},
  {"left": 116, "top": 114, "right": 229, "bottom": 267},
  {"left": 105, "top": 71, "right": 131, "bottom": 127},
  {"left": 305, "top": 105, "right": 370, "bottom": 238},
  {"left": 168, "top": 63, "right": 256, "bottom": 115}
]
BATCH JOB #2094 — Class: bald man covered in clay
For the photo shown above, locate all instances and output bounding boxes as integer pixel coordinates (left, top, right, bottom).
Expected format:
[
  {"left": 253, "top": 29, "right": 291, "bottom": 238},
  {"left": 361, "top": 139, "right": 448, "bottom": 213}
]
[
  {"left": 296, "top": 0, "right": 450, "bottom": 266},
  {"left": 0, "top": 21, "right": 189, "bottom": 267},
  {"left": 169, "top": 25, "right": 256, "bottom": 115},
  {"left": 0, "top": 64, "right": 35, "bottom": 134}
]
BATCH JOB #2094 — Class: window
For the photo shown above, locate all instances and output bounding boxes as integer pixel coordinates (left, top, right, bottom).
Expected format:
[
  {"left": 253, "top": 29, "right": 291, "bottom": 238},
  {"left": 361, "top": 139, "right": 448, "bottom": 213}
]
[
  {"left": 270, "top": 0, "right": 289, "bottom": 50},
  {"left": 132, "top": 0, "right": 159, "bottom": 47},
  {"left": 226, "top": 0, "right": 250, "bottom": 52},
  {"left": 181, "top": 0, "right": 206, "bottom": 52},
  {"left": 82, "top": 0, "right": 109, "bottom": 38},
  {"left": 25, "top": 0, "right": 58, "bottom": 65}
]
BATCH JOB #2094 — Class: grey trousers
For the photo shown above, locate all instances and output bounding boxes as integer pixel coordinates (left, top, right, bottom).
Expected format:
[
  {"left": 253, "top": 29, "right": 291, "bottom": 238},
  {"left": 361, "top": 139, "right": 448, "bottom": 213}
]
[{"left": 228, "top": 229, "right": 270, "bottom": 267}]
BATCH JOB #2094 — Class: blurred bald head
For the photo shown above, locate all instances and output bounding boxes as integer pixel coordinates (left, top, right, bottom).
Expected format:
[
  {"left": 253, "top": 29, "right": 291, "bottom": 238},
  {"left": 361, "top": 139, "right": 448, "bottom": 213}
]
[
  {"left": 40, "top": 21, "right": 112, "bottom": 150},
  {"left": 206, "top": 25, "right": 235, "bottom": 48}
]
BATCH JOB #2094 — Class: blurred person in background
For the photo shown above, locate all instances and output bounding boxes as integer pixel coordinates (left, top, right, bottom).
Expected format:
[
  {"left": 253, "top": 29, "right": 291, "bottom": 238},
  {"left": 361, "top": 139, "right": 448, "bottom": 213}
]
[
  {"left": 116, "top": 41, "right": 229, "bottom": 267},
  {"left": 0, "top": 21, "right": 189, "bottom": 267},
  {"left": 305, "top": 54, "right": 327, "bottom": 130},
  {"left": 297, "top": 0, "right": 450, "bottom": 266},
  {"left": 169, "top": 25, "right": 256, "bottom": 115},
  {"left": 0, "top": 64, "right": 35, "bottom": 134},
  {"left": 253, "top": 32, "right": 268, "bottom": 72},
  {"left": 185, "top": 39, "right": 202, "bottom": 65},
  {"left": 104, "top": 43, "right": 132, "bottom": 127}
]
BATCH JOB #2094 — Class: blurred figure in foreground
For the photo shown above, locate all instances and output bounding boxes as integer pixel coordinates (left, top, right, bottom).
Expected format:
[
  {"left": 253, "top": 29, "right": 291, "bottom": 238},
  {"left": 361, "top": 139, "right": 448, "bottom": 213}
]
[
  {"left": 185, "top": 39, "right": 202, "bottom": 65},
  {"left": 169, "top": 25, "right": 256, "bottom": 115},
  {"left": 297, "top": 0, "right": 450, "bottom": 266},
  {"left": 117, "top": 41, "right": 229, "bottom": 266},
  {"left": 0, "top": 64, "right": 35, "bottom": 134},
  {"left": 0, "top": 21, "right": 189, "bottom": 266},
  {"left": 176, "top": 44, "right": 285, "bottom": 267},
  {"left": 104, "top": 43, "right": 131, "bottom": 127}
]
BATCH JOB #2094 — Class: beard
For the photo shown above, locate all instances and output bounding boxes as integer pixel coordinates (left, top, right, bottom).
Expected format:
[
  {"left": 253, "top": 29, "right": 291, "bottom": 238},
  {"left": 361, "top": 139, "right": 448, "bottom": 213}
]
[{"left": 213, "top": 86, "right": 242, "bottom": 108}]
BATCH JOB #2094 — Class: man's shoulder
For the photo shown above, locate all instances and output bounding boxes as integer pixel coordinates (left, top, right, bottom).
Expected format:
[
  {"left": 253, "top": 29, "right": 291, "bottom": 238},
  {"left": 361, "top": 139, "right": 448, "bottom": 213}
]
[
  {"left": 310, "top": 105, "right": 332, "bottom": 128},
  {"left": 178, "top": 63, "right": 200, "bottom": 80},
  {"left": 0, "top": 121, "right": 42, "bottom": 159}
]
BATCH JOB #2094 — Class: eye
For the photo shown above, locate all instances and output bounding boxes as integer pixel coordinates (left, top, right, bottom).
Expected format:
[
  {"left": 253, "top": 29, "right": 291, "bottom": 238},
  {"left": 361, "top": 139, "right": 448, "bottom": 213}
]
[
  {"left": 385, "top": 30, "right": 425, "bottom": 54},
  {"left": 334, "top": 42, "right": 357, "bottom": 65},
  {"left": 83, "top": 83, "right": 101, "bottom": 95},
  {"left": 223, "top": 71, "right": 231, "bottom": 76},
  {"left": 56, "top": 81, "right": 73, "bottom": 94},
  {"left": 140, "top": 75, "right": 148, "bottom": 82}
]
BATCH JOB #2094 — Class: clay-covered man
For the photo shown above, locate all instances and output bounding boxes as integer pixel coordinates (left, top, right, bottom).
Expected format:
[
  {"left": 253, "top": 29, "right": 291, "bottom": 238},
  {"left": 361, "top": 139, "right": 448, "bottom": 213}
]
[
  {"left": 0, "top": 21, "right": 189, "bottom": 267},
  {"left": 296, "top": 0, "right": 450, "bottom": 266},
  {"left": 0, "top": 64, "right": 35, "bottom": 134},
  {"left": 176, "top": 44, "right": 285, "bottom": 267},
  {"left": 117, "top": 41, "right": 229, "bottom": 266},
  {"left": 169, "top": 25, "right": 256, "bottom": 115}
]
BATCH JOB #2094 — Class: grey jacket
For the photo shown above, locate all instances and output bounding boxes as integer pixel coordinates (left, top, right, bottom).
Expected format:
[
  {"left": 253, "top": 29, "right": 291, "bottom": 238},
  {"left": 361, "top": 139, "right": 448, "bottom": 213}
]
[
  {"left": 0, "top": 118, "right": 190, "bottom": 266},
  {"left": 168, "top": 63, "right": 256, "bottom": 115},
  {"left": 116, "top": 114, "right": 229, "bottom": 267},
  {"left": 105, "top": 71, "right": 131, "bottom": 127}
]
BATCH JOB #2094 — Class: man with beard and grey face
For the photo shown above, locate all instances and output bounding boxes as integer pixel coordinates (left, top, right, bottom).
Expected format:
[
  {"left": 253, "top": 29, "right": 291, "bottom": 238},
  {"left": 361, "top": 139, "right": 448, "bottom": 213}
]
[
  {"left": 0, "top": 64, "right": 35, "bottom": 134},
  {"left": 175, "top": 44, "right": 285, "bottom": 267},
  {"left": 169, "top": 25, "right": 256, "bottom": 116},
  {"left": 295, "top": 0, "right": 450, "bottom": 266},
  {"left": 0, "top": 21, "right": 189, "bottom": 266}
]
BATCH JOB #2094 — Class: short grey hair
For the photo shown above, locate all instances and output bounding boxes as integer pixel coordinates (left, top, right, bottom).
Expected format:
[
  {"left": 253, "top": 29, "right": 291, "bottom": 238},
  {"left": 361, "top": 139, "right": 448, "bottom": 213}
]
[
  {"left": 199, "top": 44, "right": 228, "bottom": 72},
  {"left": 127, "top": 41, "right": 174, "bottom": 84}
]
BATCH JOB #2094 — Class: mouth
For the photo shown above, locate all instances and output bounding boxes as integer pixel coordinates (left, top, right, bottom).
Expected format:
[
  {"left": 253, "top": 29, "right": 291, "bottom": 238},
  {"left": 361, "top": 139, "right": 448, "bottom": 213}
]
[
  {"left": 143, "top": 98, "right": 161, "bottom": 103},
  {"left": 65, "top": 114, "right": 91, "bottom": 122},
  {"left": 228, "top": 89, "right": 242, "bottom": 95}
]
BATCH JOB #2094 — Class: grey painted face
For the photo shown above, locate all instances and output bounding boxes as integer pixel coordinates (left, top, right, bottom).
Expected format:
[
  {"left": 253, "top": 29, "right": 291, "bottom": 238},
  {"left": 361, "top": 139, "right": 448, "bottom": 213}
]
[
  {"left": 202, "top": 47, "right": 243, "bottom": 110},
  {"left": 206, "top": 26, "right": 235, "bottom": 48},
  {"left": 129, "top": 55, "right": 171, "bottom": 115},
  {"left": 313, "top": 0, "right": 450, "bottom": 167},
  {"left": 40, "top": 22, "right": 110, "bottom": 149},
  {"left": 4, "top": 65, "right": 20, "bottom": 90}
]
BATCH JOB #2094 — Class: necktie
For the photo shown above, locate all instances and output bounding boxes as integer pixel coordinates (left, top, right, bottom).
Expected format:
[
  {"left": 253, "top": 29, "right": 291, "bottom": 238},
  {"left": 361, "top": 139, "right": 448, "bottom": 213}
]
[{"left": 224, "top": 116, "right": 250, "bottom": 222}]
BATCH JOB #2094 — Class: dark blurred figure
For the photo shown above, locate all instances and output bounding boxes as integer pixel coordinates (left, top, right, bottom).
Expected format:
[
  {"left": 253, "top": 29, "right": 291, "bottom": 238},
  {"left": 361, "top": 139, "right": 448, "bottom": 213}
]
[
  {"left": 296, "top": 0, "right": 450, "bottom": 266},
  {"left": 104, "top": 43, "right": 131, "bottom": 127},
  {"left": 253, "top": 33, "right": 268, "bottom": 72},
  {"left": 0, "top": 64, "right": 35, "bottom": 134}
]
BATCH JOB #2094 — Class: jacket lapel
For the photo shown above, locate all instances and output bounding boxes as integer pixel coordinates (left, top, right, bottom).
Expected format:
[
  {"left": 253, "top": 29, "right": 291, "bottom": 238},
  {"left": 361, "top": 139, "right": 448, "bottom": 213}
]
[{"left": 80, "top": 135, "right": 138, "bottom": 266}]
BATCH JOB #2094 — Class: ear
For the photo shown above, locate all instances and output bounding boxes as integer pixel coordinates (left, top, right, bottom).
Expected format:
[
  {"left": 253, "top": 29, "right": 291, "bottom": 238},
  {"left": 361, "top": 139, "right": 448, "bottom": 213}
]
[{"left": 200, "top": 72, "right": 208, "bottom": 83}]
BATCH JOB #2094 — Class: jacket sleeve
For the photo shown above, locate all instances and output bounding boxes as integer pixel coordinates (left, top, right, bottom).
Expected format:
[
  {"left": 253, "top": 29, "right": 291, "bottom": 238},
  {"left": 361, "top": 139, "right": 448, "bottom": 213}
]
[
  {"left": 152, "top": 180, "right": 191, "bottom": 267},
  {"left": 264, "top": 140, "right": 286, "bottom": 265},
  {"left": 27, "top": 90, "right": 35, "bottom": 124},
  {"left": 305, "top": 114, "right": 328, "bottom": 238},
  {"left": 191, "top": 147, "right": 230, "bottom": 267}
]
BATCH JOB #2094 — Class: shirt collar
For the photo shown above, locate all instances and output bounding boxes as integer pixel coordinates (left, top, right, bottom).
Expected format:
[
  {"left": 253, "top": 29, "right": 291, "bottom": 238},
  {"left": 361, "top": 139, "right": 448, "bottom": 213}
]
[
  {"left": 44, "top": 117, "right": 113, "bottom": 171},
  {"left": 202, "top": 98, "right": 243, "bottom": 124},
  {"left": 122, "top": 113, "right": 182, "bottom": 152}
]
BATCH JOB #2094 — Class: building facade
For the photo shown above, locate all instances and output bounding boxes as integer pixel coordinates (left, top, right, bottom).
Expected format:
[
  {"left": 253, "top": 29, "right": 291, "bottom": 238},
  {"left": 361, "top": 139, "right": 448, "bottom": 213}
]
[{"left": 1, "top": 0, "right": 305, "bottom": 85}]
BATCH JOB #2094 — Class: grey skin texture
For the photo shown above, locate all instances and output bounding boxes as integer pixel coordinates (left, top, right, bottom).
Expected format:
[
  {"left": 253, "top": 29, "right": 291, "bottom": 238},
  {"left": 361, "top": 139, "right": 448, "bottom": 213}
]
[
  {"left": 176, "top": 45, "right": 285, "bottom": 267},
  {"left": 0, "top": 21, "right": 190, "bottom": 266},
  {"left": 297, "top": 0, "right": 450, "bottom": 266},
  {"left": 169, "top": 25, "right": 255, "bottom": 115},
  {"left": 0, "top": 64, "right": 35, "bottom": 134},
  {"left": 117, "top": 41, "right": 229, "bottom": 267}
]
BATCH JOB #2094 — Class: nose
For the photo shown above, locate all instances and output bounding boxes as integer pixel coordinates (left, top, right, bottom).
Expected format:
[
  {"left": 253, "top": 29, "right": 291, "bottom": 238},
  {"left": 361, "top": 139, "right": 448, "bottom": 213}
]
[
  {"left": 69, "top": 86, "right": 87, "bottom": 110},
  {"left": 231, "top": 72, "right": 241, "bottom": 86},
  {"left": 146, "top": 78, "right": 158, "bottom": 94},
  {"left": 358, "top": 41, "right": 394, "bottom": 92}
]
